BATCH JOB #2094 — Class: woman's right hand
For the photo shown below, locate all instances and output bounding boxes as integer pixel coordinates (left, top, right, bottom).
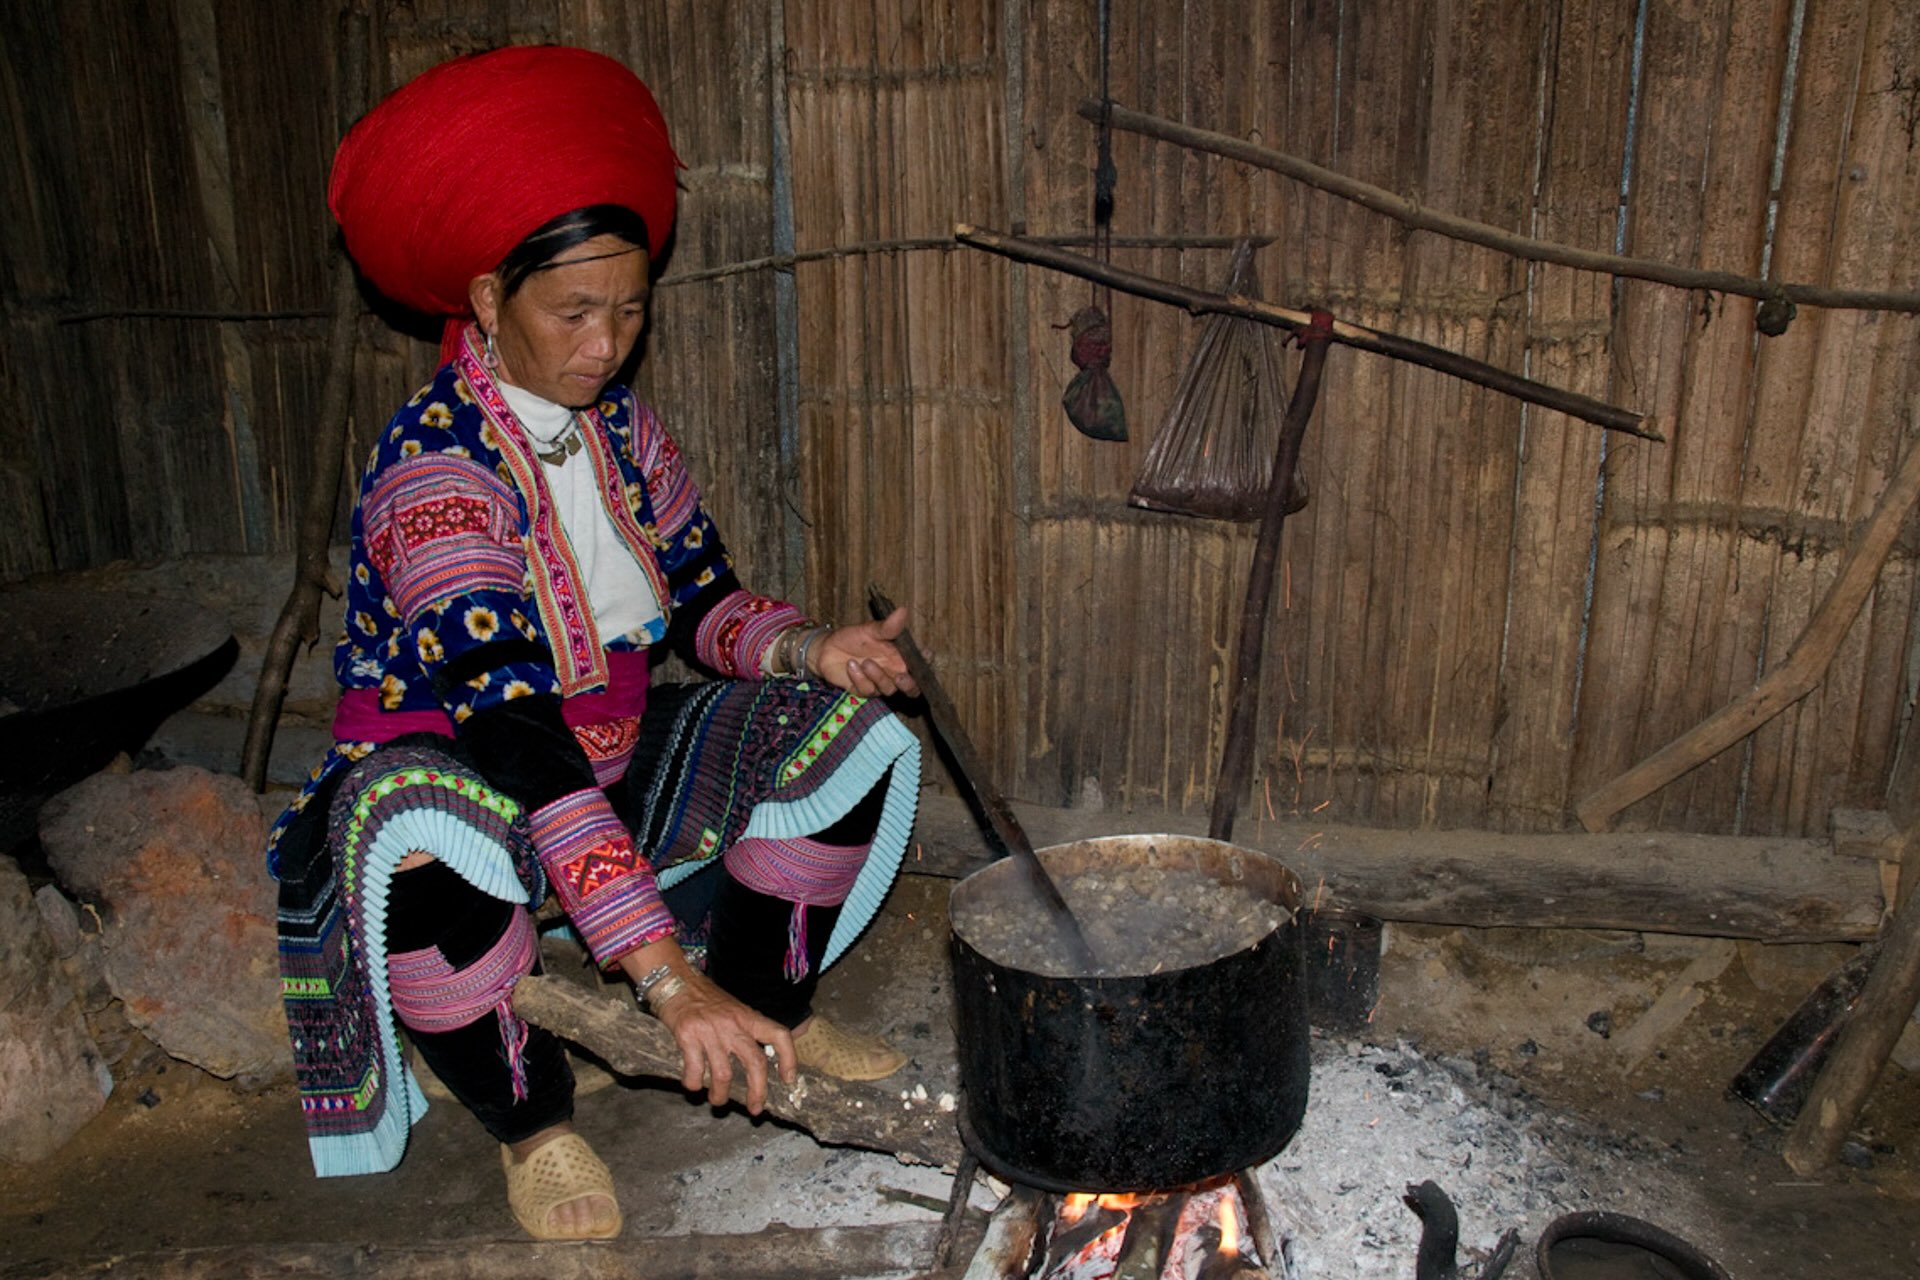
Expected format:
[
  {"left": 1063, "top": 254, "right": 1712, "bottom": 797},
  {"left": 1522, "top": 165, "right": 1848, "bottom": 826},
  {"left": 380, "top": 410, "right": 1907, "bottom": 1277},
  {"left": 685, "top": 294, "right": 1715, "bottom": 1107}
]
[{"left": 651, "top": 968, "right": 797, "bottom": 1113}]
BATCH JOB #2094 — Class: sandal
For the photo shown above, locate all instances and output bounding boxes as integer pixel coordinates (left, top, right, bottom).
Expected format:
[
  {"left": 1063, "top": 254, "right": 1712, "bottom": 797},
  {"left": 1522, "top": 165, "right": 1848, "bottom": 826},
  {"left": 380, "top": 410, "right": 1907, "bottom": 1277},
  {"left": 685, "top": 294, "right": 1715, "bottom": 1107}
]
[
  {"left": 501, "top": 1132, "right": 622, "bottom": 1240},
  {"left": 793, "top": 1015, "right": 908, "bottom": 1081}
]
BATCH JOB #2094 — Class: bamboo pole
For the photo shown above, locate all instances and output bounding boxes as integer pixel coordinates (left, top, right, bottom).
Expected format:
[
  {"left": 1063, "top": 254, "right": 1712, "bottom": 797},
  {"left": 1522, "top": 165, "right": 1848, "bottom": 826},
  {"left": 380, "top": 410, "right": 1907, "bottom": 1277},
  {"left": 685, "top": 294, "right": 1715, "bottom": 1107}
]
[
  {"left": 1575, "top": 438, "right": 1920, "bottom": 832},
  {"left": 238, "top": 5, "right": 367, "bottom": 791},
  {"left": 953, "top": 225, "right": 1656, "bottom": 440},
  {"left": 1076, "top": 99, "right": 1920, "bottom": 318}
]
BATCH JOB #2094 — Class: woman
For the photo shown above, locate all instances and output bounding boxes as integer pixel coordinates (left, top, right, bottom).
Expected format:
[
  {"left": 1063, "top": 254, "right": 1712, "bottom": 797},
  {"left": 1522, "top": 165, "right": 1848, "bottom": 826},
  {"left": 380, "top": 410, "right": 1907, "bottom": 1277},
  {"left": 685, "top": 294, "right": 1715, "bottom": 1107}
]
[{"left": 268, "top": 46, "right": 922, "bottom": 1242}]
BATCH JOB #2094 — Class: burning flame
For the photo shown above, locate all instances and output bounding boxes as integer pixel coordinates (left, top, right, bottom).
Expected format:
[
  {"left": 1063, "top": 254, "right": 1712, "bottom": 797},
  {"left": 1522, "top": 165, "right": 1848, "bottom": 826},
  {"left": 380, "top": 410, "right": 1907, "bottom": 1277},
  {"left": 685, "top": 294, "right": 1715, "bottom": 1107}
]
[{"left": 1046, "top": 1185, "right": 1253, "bottom": 1279}]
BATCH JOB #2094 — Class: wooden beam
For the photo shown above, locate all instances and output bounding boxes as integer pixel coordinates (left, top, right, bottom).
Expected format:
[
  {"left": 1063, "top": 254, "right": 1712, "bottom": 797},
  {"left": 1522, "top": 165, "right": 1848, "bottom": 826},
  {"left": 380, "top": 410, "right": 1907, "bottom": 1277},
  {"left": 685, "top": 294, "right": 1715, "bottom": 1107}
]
[
  {"left": 23, "top": 1220, "right": 978, "bottom": 1280},
  {"left": 908, "top": 793, "right": 1884, "bottom": 943},
  {"left": 510, "top": 976, "right": 966, "bottom": 1170}
]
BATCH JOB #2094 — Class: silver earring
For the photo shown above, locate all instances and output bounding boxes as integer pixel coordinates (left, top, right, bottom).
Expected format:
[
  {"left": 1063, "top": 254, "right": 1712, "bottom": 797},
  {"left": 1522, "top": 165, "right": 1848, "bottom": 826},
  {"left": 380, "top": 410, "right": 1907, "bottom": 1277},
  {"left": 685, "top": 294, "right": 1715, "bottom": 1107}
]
[{"left": 483, "top": 330, "right": 498, "bottom": 367}]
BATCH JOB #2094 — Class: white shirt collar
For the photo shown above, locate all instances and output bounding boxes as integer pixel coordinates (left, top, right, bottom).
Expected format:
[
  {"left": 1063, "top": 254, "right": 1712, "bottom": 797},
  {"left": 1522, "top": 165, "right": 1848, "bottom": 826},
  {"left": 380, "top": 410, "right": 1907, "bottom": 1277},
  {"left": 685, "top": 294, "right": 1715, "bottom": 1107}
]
[{"left": 496, "top": 381, "right": 577, "bottom": 446}]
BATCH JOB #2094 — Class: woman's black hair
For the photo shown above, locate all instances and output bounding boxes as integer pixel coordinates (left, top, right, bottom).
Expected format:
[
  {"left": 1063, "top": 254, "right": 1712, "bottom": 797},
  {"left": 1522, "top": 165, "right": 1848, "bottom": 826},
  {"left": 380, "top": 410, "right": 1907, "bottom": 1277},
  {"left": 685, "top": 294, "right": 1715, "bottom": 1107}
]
[{"left": 496, "top": 204, "right": 651, "bottom": 298}]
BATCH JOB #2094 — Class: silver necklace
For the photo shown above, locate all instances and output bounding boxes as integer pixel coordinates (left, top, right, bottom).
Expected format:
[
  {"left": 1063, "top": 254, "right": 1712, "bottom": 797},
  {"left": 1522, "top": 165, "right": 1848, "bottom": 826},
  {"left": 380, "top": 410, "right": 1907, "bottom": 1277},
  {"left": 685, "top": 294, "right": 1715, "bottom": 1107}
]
[{"left": 535, "top": 418, "right": 585, "bottom": 466}]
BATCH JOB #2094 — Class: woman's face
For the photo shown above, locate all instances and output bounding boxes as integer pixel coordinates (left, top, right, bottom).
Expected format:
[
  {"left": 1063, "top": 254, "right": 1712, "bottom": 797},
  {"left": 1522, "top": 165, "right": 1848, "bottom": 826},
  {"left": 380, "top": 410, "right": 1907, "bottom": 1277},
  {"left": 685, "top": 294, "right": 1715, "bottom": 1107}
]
[{"left": 470, "top": 234, "right": 651, "bottom": 407}]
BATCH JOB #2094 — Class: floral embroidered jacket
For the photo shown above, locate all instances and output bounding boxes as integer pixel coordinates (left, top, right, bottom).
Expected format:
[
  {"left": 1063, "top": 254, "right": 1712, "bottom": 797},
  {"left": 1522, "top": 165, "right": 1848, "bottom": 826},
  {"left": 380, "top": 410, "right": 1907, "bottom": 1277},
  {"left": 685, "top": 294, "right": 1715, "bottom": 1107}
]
[{"left": 268, "top": 330, "right": 806, "bottom": 965}]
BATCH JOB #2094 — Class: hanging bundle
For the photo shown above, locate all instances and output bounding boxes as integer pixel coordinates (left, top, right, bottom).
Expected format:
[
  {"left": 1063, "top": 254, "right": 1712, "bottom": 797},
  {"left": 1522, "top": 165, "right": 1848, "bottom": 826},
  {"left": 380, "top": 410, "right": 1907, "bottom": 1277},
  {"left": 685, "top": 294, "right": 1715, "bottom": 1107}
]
[
  {"left": 1060, "top": 0, "right": 1127, "bottom": 443},
  {"left": 1128, "top": 240, "right": 1305, "bottom": 521},
  {"left": 1062, "top": 304, "right": 1126, "bottom": 441}
]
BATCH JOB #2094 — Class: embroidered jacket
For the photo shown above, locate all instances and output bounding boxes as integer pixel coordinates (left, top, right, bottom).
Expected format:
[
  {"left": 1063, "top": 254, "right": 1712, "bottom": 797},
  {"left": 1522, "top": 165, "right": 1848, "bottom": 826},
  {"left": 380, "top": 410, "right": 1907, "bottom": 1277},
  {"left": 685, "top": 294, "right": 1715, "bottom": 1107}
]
[{"left": 269, "top": 332, "right": 806, "bottom": 965}]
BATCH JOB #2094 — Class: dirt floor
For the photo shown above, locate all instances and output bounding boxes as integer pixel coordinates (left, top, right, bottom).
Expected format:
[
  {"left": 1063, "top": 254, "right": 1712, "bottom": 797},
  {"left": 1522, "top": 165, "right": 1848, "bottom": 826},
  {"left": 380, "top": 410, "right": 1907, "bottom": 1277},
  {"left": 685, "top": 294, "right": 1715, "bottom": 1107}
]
[{"left": 2, "top": 871, "right": 1918, "bottom": 1279}]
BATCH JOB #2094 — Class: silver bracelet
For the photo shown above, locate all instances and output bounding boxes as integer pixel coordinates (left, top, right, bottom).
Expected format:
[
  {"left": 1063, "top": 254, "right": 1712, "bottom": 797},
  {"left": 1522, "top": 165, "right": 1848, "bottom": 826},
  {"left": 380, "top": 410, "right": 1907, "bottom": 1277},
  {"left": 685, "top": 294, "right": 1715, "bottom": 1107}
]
[
  {"left": 633, "top": 962, "right": 674, "bottom": 1004},
  {"left": 794, "top": 625, "right": 830, "bottom": 678},
  {"left": 643, "top": 973, "right": 688, "bottom": 1011}
]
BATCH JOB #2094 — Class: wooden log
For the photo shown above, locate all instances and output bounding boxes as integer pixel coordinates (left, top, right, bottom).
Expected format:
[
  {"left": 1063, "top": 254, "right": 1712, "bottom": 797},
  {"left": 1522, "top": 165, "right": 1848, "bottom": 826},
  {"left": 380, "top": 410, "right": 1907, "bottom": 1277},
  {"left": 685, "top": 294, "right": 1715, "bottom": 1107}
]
[
  {"left": 4, "top": 1220, "right": 978, "bottom": 1280},
  {"left": 908, "top": 792, "right": 1884, "bottom": 943},
  {"left": 509, "top": 976, "right": 965, "bottom": 1170},
  {"left": 1783, "top": 881, "right": 1920, "bottom": 1173},
  {"left": 1575, "top": 436, "right": 1920, "bottom": 833}
]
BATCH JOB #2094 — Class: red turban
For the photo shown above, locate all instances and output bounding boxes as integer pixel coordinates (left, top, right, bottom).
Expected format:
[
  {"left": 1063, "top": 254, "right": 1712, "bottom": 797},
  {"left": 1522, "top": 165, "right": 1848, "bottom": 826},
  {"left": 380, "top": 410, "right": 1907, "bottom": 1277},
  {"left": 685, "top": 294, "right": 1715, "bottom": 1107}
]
[{"left": 328, "top": 45, "right": 679, "bottom": 320}]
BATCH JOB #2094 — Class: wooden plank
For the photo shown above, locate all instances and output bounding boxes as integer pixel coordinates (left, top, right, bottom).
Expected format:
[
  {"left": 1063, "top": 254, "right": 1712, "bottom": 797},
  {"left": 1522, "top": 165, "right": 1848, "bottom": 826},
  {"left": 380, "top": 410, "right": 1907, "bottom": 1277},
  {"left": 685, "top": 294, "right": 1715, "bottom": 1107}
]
[
  {"left": 908, "top": 791, "right": 1885, "bottom": 942},
  {"left": 1493, "top": 0, "right": 1643, "bottom": 832},
  {"left": 1736, "top": 0, "right": 1874, "bottom": 836},
  {"left": 1570, "top": 0, "right": 1740, "bottom": 828},
  {"left": 1767, "top": 0, "right": 1920, "bottom": 835}
]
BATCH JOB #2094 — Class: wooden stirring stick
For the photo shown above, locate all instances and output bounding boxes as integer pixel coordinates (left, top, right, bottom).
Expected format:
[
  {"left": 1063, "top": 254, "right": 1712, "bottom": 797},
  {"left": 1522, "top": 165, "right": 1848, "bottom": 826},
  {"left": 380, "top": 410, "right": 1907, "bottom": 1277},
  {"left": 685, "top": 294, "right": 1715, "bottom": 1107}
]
[{"left": 868, "top": 586, "right": 1100, "bottom": 970}]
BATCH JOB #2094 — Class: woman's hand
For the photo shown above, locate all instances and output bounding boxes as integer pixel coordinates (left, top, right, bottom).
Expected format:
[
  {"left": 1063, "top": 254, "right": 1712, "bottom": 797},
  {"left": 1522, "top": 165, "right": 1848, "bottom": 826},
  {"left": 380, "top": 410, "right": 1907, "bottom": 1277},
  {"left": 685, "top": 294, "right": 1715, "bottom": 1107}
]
[
  {"left": 616, "top": 943, "right": 795, "bottom": 1112},
  {"left": 811, "top": 606, "right": 920, "bottom": 698}
]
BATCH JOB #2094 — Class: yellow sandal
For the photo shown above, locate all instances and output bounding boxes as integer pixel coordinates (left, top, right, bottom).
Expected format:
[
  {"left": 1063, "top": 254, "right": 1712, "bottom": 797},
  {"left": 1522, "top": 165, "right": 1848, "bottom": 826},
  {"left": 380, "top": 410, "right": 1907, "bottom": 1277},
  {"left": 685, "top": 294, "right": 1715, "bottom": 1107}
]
[
  {"left": 502, "top": 1132, "right": 622, "bottom": 1240},
  {"left": 793, "top": 1015, "right": 908, "bottom": 1081}
]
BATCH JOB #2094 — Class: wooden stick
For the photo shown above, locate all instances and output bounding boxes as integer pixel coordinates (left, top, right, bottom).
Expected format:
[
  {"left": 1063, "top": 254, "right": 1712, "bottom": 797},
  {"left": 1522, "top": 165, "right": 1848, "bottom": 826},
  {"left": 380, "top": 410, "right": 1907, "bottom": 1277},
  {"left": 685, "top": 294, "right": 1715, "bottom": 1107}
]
[
  {"left": 1575, "top": 438, "right": 1920, "bottom": 832},
  {"left": 954, "top": 225, "right": 1656, "bottom": 440},
  {"left": 509, "top": 975, "right": 966, "bottom": 1170},
  {"left": 655, "top": 232, "right": 1271, "bottom": 287},
  {"left": 867, "top": 586, "right": 1100, "bottom": 970},
  {"left": 1077, "top": 98, "right": 1920, "bottom": 317},
  {"left": 1209, "top": 323, "right": 1331, "bottom": 842},
  {"left": 1783, "top": 884, "right": 1920, "bottom": 1172},
  {"left": 237, "top": 7, "right": 367, "bottom": 792}
]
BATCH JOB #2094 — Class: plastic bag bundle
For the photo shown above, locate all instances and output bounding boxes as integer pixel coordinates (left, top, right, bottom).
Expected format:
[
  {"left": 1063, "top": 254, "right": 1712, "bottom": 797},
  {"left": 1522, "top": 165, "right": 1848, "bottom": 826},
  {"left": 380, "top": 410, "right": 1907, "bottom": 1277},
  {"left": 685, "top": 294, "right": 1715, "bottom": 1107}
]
[{"left": 1128, "top": 241, "right": 1298, "bottom": 521}]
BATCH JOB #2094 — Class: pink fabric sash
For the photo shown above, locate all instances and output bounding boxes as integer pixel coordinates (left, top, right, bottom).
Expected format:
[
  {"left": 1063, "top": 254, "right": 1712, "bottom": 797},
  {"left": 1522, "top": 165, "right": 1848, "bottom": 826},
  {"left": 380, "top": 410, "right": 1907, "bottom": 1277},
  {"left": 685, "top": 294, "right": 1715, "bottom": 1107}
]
[
  {"left": 388, "top": 906, "right": 539, "bottom": 1101},
  {"left": 333, "top": 648, "right": 651, "bottom": 744}
]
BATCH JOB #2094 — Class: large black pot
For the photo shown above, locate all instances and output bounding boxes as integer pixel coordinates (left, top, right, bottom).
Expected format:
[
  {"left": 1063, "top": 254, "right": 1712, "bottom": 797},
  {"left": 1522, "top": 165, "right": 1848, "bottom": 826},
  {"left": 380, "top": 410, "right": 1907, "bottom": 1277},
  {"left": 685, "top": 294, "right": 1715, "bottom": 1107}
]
[{"left": 949, "top": 834, "right": 1309, "bottom": 1192}]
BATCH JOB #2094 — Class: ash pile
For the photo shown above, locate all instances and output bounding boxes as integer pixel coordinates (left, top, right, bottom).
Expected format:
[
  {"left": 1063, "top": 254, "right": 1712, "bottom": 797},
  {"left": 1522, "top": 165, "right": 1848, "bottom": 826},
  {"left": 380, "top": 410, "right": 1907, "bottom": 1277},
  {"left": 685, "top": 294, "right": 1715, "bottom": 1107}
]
[{"left": 1258, "top": 1035, "right": 1719, "bottom": 1277}]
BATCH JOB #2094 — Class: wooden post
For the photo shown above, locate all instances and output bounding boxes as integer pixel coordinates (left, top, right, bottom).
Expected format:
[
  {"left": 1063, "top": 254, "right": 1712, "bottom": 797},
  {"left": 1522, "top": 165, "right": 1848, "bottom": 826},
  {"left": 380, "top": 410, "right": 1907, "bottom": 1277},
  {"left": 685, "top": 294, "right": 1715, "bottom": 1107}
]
[
  {"left": 1209, "top": 322, "right": 1331, "bottom": 842},
  {"left": 238, "top": 5, "right": 368, "bottom": 790},
  {"left": 1783, "top": 883, "right": 1920, "bottom": 1172}
]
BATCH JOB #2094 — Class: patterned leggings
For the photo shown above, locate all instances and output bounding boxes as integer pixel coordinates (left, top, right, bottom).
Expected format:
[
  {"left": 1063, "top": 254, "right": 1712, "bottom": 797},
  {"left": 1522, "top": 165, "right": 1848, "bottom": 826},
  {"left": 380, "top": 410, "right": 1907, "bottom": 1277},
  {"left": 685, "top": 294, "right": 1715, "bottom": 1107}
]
[{"left": 386, "top": 773, "right": 888, "bottom": 1144}]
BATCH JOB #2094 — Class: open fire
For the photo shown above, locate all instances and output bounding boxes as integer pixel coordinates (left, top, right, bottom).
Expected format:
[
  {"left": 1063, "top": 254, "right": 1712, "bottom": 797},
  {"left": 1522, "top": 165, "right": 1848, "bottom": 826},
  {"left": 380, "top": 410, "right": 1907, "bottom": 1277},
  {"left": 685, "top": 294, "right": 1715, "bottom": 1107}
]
[{"left": 967, "top": 1172, "right": 1287, "bottom": 1280}]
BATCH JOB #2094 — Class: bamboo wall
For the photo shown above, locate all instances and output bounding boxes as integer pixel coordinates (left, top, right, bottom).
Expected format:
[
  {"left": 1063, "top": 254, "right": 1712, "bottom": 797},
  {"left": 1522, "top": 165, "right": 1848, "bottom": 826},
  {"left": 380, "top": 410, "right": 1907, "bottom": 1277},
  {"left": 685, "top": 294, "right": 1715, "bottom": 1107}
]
[{"left": 2, "top": 0, "right": 1915, "bottom": 840}]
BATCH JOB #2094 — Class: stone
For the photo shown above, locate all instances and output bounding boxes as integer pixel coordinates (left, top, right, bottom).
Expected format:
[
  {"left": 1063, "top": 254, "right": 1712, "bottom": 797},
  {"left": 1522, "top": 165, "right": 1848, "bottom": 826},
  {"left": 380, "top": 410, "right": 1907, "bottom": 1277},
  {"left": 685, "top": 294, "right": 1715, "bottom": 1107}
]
[
  {"left": 0, "top": 858, "right": 111, "bottom": 1165},
  {"left": 38, "top": 765, "right": 290, "bottom": 1082},
  {"left": 34, "top": 883, "right": 81, "bottom": 957}
]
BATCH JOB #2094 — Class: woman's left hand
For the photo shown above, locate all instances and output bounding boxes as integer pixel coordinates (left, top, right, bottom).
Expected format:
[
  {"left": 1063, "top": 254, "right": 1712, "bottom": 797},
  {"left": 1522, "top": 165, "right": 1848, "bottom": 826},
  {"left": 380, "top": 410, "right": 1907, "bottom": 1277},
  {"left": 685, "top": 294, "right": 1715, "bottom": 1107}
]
[{"left": 811, "top": 606, "right": 920, "bottom": 698}]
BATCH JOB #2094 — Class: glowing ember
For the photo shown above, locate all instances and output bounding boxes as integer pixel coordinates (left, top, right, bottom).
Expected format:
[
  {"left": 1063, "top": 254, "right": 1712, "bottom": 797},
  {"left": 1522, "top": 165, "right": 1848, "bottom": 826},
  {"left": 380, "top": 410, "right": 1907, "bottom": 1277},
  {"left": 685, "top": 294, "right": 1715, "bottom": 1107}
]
[{"left": 1034, "top": 1179, "right": 1267, "bottom": 1280}]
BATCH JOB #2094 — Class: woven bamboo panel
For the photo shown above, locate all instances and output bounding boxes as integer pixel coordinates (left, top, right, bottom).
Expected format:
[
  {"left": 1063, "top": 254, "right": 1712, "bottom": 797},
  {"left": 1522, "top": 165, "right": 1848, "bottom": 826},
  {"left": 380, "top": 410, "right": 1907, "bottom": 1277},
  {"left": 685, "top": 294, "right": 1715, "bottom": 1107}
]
[
  {"left": 784, "top": 0, "right": 1015, "bottom": 762},
  {"left": 0, "top": 0, "right": 1913, "bottom": 839}
]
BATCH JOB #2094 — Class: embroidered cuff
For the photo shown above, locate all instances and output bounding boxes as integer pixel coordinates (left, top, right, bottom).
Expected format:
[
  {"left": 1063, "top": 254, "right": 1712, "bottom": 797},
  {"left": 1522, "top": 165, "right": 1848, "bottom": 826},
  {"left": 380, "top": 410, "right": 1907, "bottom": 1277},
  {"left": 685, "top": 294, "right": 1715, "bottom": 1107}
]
[
  {"left": 528, "top": 789, "right": 676, "bottom": 967},
  {"left": 692, "top": 591, "right": 808, "bottom": 679}
]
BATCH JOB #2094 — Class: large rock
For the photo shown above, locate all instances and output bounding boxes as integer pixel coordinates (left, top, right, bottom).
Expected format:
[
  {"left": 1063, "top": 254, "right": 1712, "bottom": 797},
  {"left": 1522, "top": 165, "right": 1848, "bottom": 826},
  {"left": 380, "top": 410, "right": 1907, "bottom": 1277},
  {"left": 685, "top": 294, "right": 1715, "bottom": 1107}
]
[
  {"left": 39, "top": 766, "right": 290, "bottom": 1082},
  {"left": 0, "top": 857, "right": 111, "bottom": 1165}
]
